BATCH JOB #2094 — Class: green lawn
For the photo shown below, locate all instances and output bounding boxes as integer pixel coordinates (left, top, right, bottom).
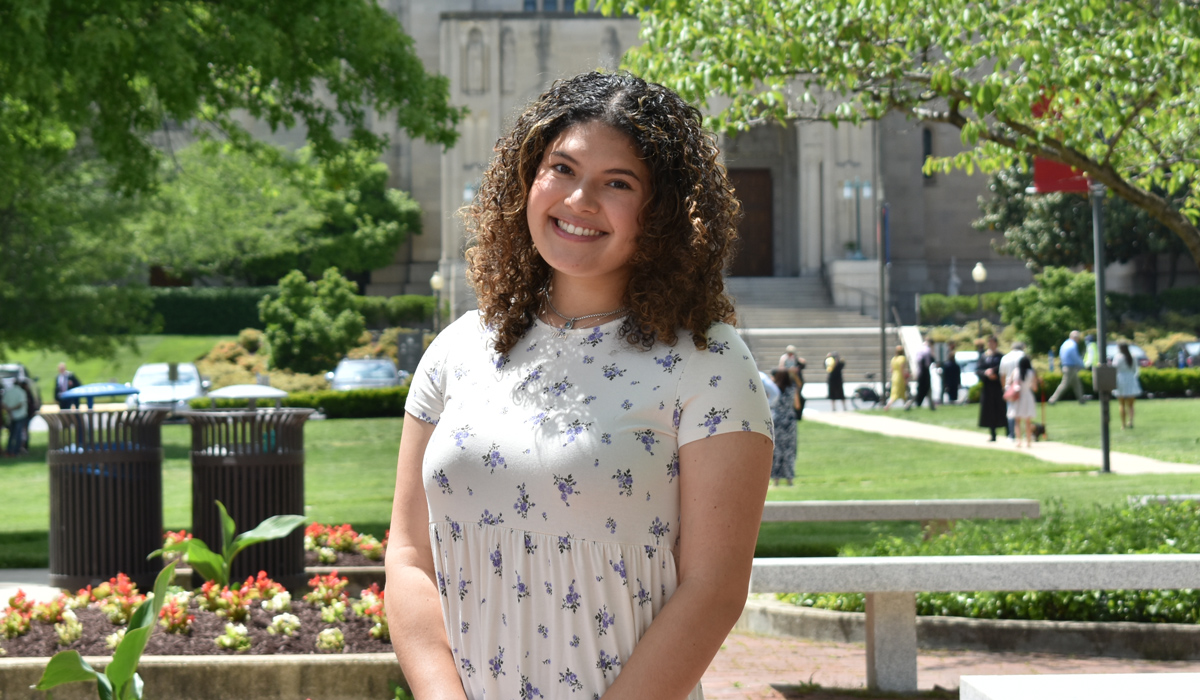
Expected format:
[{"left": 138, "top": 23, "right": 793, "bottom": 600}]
[
  {"left": 4, "top": 415, "right": 1200, "bottom": 566},
  {"left": 4, "top": 335, "right": 233, "bottom": 405},
  {"left": 872, "top": 399, "right": 1200, "bottom": 465}
]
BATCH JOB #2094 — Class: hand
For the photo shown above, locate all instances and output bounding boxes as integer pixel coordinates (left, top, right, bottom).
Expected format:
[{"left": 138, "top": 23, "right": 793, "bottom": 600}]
[{"left": 986, "top": 368, "right": 997, "bottom": 379}]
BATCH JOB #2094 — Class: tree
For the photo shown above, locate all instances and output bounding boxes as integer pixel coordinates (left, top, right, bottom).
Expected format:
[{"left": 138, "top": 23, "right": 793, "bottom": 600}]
[
  {"left": 975, "top": 166, "right": 1192, "bottom": 286},
  {"left": 131, "top": 144, "right": 422, "bottom": 285},
  {"left": 1002, "top": 267, "right": 1097, "bottom": 354},
  {"left": 258, "top": 268, "right": 365, "bottom": 375},
  {"left": 589, "top": 0, "right": 1200, "bottom": 269},
  {"left": 0, "top": 0, "right": 460, "bottom": 356}
]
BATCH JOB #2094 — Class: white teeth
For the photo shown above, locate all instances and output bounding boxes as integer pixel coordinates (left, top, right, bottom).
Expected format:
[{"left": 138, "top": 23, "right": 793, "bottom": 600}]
[{"left": 557, "top": 219, "right": 603, "bottom": 237}]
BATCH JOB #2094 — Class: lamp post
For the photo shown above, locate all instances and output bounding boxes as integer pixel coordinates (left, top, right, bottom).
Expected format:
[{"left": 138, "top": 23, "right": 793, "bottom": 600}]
[
  {"left": 971, "top": 262, "right": 988, "bottom": 336},
  {"left": 429, "top": 270, "right": 445, "bottom": 334},
  {"left": 842, "top": 177, "right": 872, "bottom": 259}
]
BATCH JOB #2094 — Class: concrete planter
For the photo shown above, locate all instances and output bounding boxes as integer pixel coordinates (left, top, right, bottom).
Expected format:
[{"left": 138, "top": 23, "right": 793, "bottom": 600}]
[
  {"left": 736, "top": 595, "right": 1200, "bottom": 661},
  {"left": 0, "top": 653, "right": 403, "bottom": 700}
]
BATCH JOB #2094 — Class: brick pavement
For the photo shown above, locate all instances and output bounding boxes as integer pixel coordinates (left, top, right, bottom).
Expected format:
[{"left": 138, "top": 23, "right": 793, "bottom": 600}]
[{"left": 700, "top": 631, "right": 1200, "bottom": 699}]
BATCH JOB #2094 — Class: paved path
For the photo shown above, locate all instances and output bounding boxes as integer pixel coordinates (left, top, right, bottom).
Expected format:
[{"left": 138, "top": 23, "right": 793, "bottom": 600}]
[{"left": 805, "top": 410, "right": 1200, "bottom": 475}]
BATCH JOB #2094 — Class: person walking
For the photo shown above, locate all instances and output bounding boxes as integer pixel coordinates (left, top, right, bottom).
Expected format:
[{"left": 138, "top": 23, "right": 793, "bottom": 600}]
[
  {"left": 824, "top": 352, "right": 847, "bottom": 411},
  {"left": 977, "top": 335, "right": 1007, "bottom": 441},
  {"left": 3, "top": 377, "right": 29, "bottom": 456},
  {"left": 885, "top": 345, "right": 909, "bottom": 410},
  {"left": 1083, "top": 333, "right": 1099, "bottom": 369},
  {"left": 779, "top": 347, "right": 806, "bottom": 421},
  {"left": 910, "top": 337, "right": 937, "bottom": 410},
  {"left": 940, "top": 340, "right": 962, "bottom": 404},
  {"left": 54, "top": 363, "right": 82, "bottom": 410},
  {"left": 999, "top": 341, "right": 1027, "bottom": 442},
  {"left": 1006, "top": 356, "right": 1039, "bottom": 447},
  {"left": 1114, "top": 341, "right": 1142, "bottom": 429},
  {"left": 770, "top": 368, "right": 799, "bottom": 487},
  {"left": 1048, "top": 330, "right": 1086, "bottom": 404}
]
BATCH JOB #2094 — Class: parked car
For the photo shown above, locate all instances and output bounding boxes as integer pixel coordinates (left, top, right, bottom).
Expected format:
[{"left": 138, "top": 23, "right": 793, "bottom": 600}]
[
  {"left": 325, "top": 358, "right": 409, "bottom": 391},
  {"left": 955, "top": 351, "right": 980, "bottom": 390},
  {"left": 1104, "top": 343, "right": 1151, "bottom": 367},
  {"left": 126, "top": 362, "right": 209, "bottom": 413}
]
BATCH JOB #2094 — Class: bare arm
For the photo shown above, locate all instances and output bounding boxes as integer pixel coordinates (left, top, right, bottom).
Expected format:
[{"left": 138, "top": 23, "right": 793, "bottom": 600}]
[
  {"left": 385, "top": 413, "right": 468, "bottom": 700},
  {"left": 600, "top": 431, "right": 773, "bottom": 699}
]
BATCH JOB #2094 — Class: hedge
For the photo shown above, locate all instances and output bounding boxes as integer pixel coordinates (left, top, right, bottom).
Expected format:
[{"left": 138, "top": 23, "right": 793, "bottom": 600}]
[
  {"left": 189, "top": 386, "right": 408, "bottom": 419},
  {"left": 358, "top": 295, "right": 435, "bottom": 329},
  {"left": 150, "top": 286, "right": 277, "bottom": 334},
  {"left": 965, "top": 368, "right": 1200, "bottom": 402}
]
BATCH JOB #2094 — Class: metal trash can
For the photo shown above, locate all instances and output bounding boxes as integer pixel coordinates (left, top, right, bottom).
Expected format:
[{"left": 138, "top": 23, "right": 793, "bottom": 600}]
[
  {"left": 43, "top": 409, "right": 169, "bottom": 592},
  {"left": 181, "top": 408, "right": 313, "bottom": 591}
]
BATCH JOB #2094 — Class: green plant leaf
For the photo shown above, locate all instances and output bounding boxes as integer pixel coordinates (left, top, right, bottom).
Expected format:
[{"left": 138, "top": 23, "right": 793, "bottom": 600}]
[
  {"left": 34, "top": 650, "right": 102, "bottom": 690},
  {"left": 216, "top": 500, "right": 237, "bottom": 559},
  {"left": 185, "top": 539, "right": 228, "bottom": 586},
  {"left": 128, "top": 672, "right": 145, "bottom": 700},
  {"left": 228, "top": 514, "right": 307, "bottom": 563},
  {"left": 146, "top": 538, "right": 190, "bottom": 559},
  {"left": 107, "top": 563, "right": 176, "bottom": 697}
]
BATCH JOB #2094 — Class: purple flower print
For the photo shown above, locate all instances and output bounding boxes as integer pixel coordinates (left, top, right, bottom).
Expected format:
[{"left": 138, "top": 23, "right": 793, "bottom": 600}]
[
  {"left": 621, "top": 399, "right": 633, "bottom": 411},
  {"left": 581, "top": 327, "right": 605, "bottom": 347},
  {"left": 518, "top": 365, "right": 544, "bottom": 391},
  {"left": 452, "top": 365, "right": 467, "bottom": 380},
  {"left": 594, "top": 459, "right": 600, "bottom": 468},
  {"left": 488, "top": 647, "right": 505, "bottom": 678},
  {"left": 646, "top": 491, "right": 651, "bottom": 501},
  {"left": 427, "top": 365, "right": 441, "bottom": 385},
  {"left": 436, "top": 571, "right": 447, "bottom": 597},
  {"left": 560, "top": 419, "right": 591, "bottom": 446},
  {"left": 451, "top": 425, "right": 473, "bottom": 450},
  {"left": 570, "top": 634, "right": 581, "bottom": 647},
  {"left": 527, "top": 411, "right": 549, "bottom": 427},
  {"left": 644, "top": 545, "right": 656, "bottom": 559},
  {"left": 582, "top": 394, "right": 598, "bottom": 404},
  {"left": 648, "top": 517, "right": 671, "bottom": 544},
  {"left": 596, "top": 649, "right": 621, "bottom": 678},
  {"left": 699, "top": 407, "right": 731, "bottom": 435},
  {"left": 654, "top": 351, "right": 682, "bottom": 373},
  {"left": 514, "top": 574, "right": 530, "bottom": 602},
  {"left": 490, "top": 545, "right": 503, "bottom": 576},
  {"left": 666, "top": 452, "right": 680, "bottom": 482},
  {"left": 633, "top": 579, "right": 652, "bottom": 607},
  {"left": 709, "top": 375, "right": 722, "bottom": 387},
  {"left": 672, "top": 399, "right": 683, "bottom": 429},
  {"left": 526, "top": 341, "right": 538, "bottom": 352},
  {"left": 582, "top": 355, "right": 595, "bottom": 364},
  {"left": 633, "top": 428, "right": 658, "bottom": 455},
  {"left": 559, "top": 668, "right": 584, "bottom": 692},
  {"left": 524, "top": 533, "right": 537, "bottom": 554},
  {"left": 493, "top": 354, "right": 510, "bottom": 370},
  {"left": 538, "top": 623, "right": 549, "bottom": 639},
  {"left": 612, "top": 468, "right": 633, "bottom": 497},
  {"left": 417, "top": 410, "right": 439, "bottom": 425},
  {"left": 519, "top": 674, "right": 543, "bottom": 699},
  {"left": 544, "top": 581, "right": 553, "bottom": 595},
  {"left": 605, "top": 517, "right": 617, "bottom": 534},
  {"left": 610, "top": 558, "right": 628, "bottom": 585},
  {"left": 457, "top": 569, "right": 471, "bottom": 601},
  {"left": 562, "top": 580, "right": 581, "bottom": 612},
  {"left": 594, "top": 605, "right": 615, "bottom": 635},
  {"left": 741, "top": 419, "right": 751, "bottom": 431},
  {"left": 748, "top": 377, "right": 758, "bottom": 393},
  {"left": 460, "top": 657, "right": 476, "bottom": 677},
  {"left": 447, "top": 517, "right": 463, "bottom": 542},
  {"left": 481, "top": 443, "right": 507, "bottom": 472},
  {"left": 553, "top": 474, "right": 580, "bottom": 506},
  {"left": 513, "top": 482, "right": 534, "bottom": 519},
  {"left": 600, "top": 432, "right": 612, "bottom": 445},
  {"left": 557, "top": 535, "right": 573, "bottom": 553},
  {"left": 544, "top": 376, "right": 573, "bottom": 397},
  {"left": 479, "top": 509, "right": 504, "bottom": 526},
  {"left": 433, "top": 469, "right": 452, "bottom": 494},
  {"left": 707, "top": 339, "right": 729, "bottom": 354},
  {"left": 601, "top": 363, "right": 625, "bottom": 381}
]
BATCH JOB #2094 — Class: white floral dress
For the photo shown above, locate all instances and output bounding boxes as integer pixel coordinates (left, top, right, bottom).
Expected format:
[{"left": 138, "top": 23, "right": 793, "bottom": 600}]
[{"left": 405, "top": 311, "right": 773, "bottom": 700}]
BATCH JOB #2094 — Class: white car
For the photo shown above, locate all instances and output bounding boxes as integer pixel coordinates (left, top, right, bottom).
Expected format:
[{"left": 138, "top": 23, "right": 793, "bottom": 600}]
[
  {"left": 955, "top": 351, "right": 980, "bottom": 391},
  {"left": 126, "top": 362, "right": 209, "bottom": 413}
]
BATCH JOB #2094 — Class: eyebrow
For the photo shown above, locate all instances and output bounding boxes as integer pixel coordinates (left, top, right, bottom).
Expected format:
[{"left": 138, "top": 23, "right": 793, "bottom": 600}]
[{"left": 549, "top": 150, "right": 643, "bottom": 183}]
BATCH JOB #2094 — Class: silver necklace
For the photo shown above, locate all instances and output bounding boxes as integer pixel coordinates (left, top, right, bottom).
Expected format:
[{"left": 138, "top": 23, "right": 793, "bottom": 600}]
[{"left": 541, "top": 286, "right": 626, "bottom": 337}]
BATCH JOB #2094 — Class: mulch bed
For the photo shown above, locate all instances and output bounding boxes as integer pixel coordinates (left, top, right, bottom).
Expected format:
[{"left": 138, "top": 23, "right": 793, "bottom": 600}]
[
  {"left": 303, "top": 550, "right": 381, "bottom": 568},
  {"left": 1, "top": 599, "right": 392, "bottom": 658}
]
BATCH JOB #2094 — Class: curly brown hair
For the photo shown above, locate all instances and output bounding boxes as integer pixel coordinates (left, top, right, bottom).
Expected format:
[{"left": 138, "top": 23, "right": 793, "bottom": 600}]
[{"left": 464, "top": 71, "right": 741, "bottom": 356}]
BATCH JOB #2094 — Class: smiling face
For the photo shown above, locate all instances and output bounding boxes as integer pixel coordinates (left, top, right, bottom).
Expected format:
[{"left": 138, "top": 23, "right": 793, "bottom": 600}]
[{"left": 526, "top": 120, "right": 651, "bottom": 296}]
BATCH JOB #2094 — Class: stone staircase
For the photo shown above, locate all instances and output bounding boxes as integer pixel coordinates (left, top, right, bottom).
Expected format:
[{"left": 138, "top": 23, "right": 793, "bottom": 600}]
[{"left": 725, "top": 277, "right": 897, "bottom": 383}]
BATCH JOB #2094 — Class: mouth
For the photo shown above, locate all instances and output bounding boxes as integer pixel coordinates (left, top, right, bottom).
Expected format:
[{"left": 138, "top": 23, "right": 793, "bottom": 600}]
[{"left": 555, "top": 218, "right": 606, "bottom": 237}]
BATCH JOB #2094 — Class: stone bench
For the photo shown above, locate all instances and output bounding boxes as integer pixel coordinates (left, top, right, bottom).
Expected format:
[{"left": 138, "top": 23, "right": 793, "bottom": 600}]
[
  {"left": 761, "top": 499, "right": 1040, "bottom": 522},
  {"left": 750, "top": 554, "right": 1200, "bottom": 692}
]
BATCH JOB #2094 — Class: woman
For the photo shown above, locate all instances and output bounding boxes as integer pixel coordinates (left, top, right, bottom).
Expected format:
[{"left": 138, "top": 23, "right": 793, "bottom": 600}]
[
  {"left": 1006, "top": 356, "right": 1039, "bottom": 447},
  {"left": 770, "top": 368, "right": 799, "bottom": 486},
  {"left": 385, "top": 72, "right": 774, "bottom": 700},
  {"left": 884, "top": 345, "right": 909, "bottom": 410},
  {"left": 976, "top": 335, "right": 1007, "bottom": 441},
  {"left": 1114, "top": 341, "right": 1142, "bottom": 429},
  {"left": 825, "top": 352, "right": 847, "bottom": 411}
]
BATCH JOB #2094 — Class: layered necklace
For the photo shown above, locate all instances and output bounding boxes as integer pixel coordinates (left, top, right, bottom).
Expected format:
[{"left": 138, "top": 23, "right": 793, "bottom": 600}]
[{"left": 540, "top": 284, "right": 627, "bottom": 338}]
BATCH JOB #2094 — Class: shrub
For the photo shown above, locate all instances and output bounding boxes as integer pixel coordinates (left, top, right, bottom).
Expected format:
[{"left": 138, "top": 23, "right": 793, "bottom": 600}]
[
  {"left": 190, "top": 386, "right": 408, "bottom": 418},
  {"left": 259, "top": 268, "right": 365, "bottom": 375},
  {"left": 237, "top": 328, "right": 264, "bottom": 354},
  {"left": 357, "top": 294, "right": 435, "bottom": 329},
  {"left": 150, "top": 287, "right": 277, "bottom": 335},
  {"left": 1001, "top": 267, "right": 1097, "bottom": 353}
]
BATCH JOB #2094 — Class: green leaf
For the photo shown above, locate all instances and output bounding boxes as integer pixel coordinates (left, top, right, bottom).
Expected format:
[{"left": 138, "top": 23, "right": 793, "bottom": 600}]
[
  {"left": 216, "top": 500, "right": 237, "bottom": 558},
  {"left": 34, "top": 651, "right": 102, "bottom": 690},
  {"left": 107, "top": 563, "right": 176, "bottom": 696},
  {"left": 228, "top": 514, "right": 307, "bottom": 563},
  {"left": 185, "top": 539, "right": 228, "bottom": 586}
]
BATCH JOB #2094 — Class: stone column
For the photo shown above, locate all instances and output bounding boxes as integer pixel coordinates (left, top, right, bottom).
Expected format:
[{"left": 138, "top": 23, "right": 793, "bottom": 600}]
[{"left": 865, "top": 591, "right": 918, "bottom": 692}]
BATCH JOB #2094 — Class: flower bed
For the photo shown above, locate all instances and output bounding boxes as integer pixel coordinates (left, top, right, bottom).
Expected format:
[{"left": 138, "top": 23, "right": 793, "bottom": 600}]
[
  {"left": 1, "top": 571, "right": 391, "bottom": 658},
  {"left": 303, "top": 522, "right": 387, "bottom": 567}
]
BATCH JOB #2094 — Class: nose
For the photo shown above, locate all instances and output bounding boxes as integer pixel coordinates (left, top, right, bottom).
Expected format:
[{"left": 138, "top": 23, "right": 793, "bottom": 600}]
[{"left": 564, "top": 182, "right": 599, "bottom": 213}]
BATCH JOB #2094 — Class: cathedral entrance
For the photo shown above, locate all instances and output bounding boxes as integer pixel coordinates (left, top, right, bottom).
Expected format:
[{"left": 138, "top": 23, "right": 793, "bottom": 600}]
[{"left": 727, "top": 168, "right": 774, "bottom": 276}]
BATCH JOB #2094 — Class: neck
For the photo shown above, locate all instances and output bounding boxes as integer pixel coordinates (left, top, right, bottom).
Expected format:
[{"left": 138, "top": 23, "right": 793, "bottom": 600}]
[{"left": 544, "top": 273, "right": 628, "bottom": 323}]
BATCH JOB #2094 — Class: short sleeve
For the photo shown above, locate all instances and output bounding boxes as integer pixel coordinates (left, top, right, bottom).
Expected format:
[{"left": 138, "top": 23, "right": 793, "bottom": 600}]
[
  {"left": 675, "top": 323, "right": 774, "bottom": 446},
  {"left": 405, "top": 326, "right": 453, "bottom": 426}
]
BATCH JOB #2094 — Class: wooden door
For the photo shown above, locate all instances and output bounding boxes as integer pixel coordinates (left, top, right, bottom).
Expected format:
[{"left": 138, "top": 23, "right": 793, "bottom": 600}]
[{"left": 727, "top": 168, "right": 774, "bottom": 276}]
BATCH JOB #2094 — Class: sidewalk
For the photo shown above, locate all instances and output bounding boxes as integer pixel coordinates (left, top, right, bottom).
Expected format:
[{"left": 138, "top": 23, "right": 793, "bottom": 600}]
[{"left": 805, "top": 410, "right": 1200, "bottom": 475}]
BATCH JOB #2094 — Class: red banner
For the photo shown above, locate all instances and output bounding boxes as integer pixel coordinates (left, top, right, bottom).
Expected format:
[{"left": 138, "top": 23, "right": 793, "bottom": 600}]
[{"left": 1030, "top": 95, "right": 1089, "bottom": 193}]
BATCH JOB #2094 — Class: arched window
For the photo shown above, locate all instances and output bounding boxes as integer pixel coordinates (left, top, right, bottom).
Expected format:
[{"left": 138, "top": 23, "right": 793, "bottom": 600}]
[
  {"left": 501, "top": 28, "right": 516, "bottom": 94},
  {"left": 464, "top": 28, "right": 486, "bottom": 95}
]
